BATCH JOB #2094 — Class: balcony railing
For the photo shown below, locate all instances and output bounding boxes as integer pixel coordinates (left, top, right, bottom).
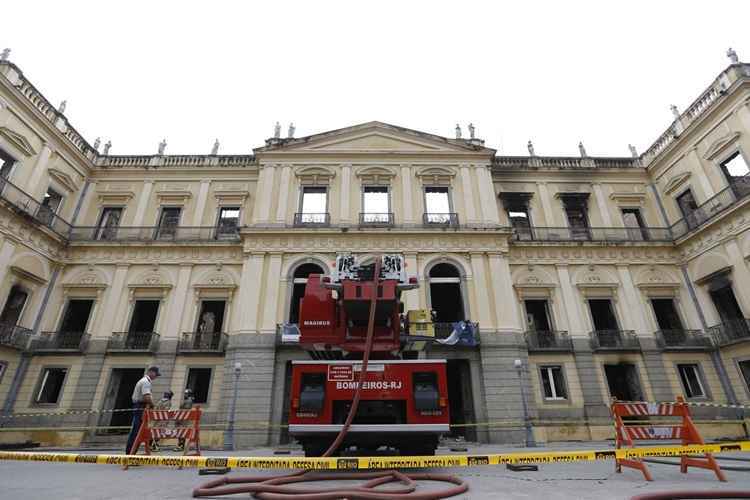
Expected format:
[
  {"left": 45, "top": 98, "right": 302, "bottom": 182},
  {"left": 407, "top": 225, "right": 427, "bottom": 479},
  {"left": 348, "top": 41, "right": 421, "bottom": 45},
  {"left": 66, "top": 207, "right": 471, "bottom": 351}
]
[
  {"left": 525, "top": 330, "right": 573, "bottom": 352},
  {"left": 359, "top": 212, "right": 394, "bottom": 227},
  {"left": 178, "top": 331, "right": 228, "bottom": 353},
  {"left": 107, "top": 331, "right": 159, "bottom": 352},
  {"left": 511, "top": 226, "right": 672, "bottom": 242},
  {"left": 422, "top": 213, "right": 459, "bottom": 227},
  {"left": 0, "top": 178, "right": 72, "bottom": 237},
  {"left": 293, "top": 213, "right": 331, "bottom": 227},
  {"left": 671, "top": 175, "right": 750, "bottom": 238},
  {"left": 707, "top": 319, "right": 750, "bottom": 346},
  {"left": 589, "top": 329, "right": 640, "bottom": 350},
  {"left": 69, "top": 225, "right": 240, "bottom": 242},
  {"left": 655, "top": 329, "right": 713, "bottom": 350},
  {"left": 31, "top": 331, "right": 90, "bottom": 352},
  {"left": 0, "top": 323, "right": 33, "bottom": 350}
]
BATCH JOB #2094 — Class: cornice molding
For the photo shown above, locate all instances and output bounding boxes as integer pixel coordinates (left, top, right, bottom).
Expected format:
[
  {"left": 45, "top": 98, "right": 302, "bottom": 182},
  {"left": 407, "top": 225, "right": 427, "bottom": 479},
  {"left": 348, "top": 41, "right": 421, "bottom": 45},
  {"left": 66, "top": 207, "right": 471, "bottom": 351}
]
[{"left": 0, "top": 126, "right": 36, "bottom": 156}]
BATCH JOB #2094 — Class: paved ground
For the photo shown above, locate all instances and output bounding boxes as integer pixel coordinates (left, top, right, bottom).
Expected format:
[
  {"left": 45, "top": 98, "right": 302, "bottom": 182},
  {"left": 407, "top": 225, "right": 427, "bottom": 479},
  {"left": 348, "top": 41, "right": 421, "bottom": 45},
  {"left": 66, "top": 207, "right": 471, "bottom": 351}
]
[{"left": 2, "top": 442, "right": 750, "bottom": 499}]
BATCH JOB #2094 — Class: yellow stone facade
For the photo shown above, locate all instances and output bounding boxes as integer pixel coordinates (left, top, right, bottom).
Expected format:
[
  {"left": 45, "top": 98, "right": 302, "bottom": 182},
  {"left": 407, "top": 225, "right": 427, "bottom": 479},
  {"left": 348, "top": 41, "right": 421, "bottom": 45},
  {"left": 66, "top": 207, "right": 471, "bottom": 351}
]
[{"left": 1, "top": 55, "right": 750, "bottom": 448}]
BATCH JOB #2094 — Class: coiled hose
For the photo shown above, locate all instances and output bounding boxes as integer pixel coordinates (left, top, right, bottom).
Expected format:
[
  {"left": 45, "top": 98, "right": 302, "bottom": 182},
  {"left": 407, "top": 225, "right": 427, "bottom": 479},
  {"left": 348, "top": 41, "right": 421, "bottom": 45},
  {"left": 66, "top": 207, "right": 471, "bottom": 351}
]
[{"left": 193, "top": 257, "right": 469, "bottom": 499}]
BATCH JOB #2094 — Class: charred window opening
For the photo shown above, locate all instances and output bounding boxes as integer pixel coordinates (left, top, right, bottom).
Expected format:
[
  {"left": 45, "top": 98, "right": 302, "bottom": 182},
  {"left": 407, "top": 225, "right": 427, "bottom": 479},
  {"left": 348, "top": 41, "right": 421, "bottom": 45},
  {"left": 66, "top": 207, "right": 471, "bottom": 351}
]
[
  {"left": 676, "top": 189, "right": 699, "bottom": 221},
  {"left": 95, "top": 207, "right": 123, "bottom": 240},
  {"left": 289, "top": 263, "right": 325, "bottom": 323},
  {"left": 0, "top": 285, "right": 29, "bottom": 330},
  {"left": 622, "top": 208, "right": 649, "bottom": 240},
  {"left": 156, "top": 207, "right": 181, "bottom": 239},
  {"left": 216, "top": 207, "right": 240, "bottom": 238},
  {"left": 0, "top": 148, "right": 15, "bottom": 179},
  {"left": 127, "top": 300, "right": 160, "bottom": 348},
  {"left": 604, "top": 363, "right": 643, "bottom": 401},
  {"left": 651, "top": 298, "right": 683, "bottom": 331},
  {"left": 35, "top": 367, "right": 68, "bottom": 405},
  {"left": 560, "top": 193, "right": 590, "bottom": 240},
  {"left": 677, "top": 364, "right": 706, "bottom": 399},
  {"left": 501, "top": 193, "right": 533, "bottom": 240},
  {"left": 524, "top": 300, "right": 552, "bottom": 332},
  {"left": 58, "top": 299, "right": 94, "bottom": 347},
  {"left": 738, "top": 360, "right": 750, "bottom": 394},
  {"left": 103, "top": 368, "right": 144, "bottom": 430},
  {"left": 185, "top": 367, "right": 212, "bottom": 404},
  {"left": 428, "top": 263, "right": 464, "bottom": 323},
  {"left": 588, "top": 299, "right": 619, "bottom": 331}
]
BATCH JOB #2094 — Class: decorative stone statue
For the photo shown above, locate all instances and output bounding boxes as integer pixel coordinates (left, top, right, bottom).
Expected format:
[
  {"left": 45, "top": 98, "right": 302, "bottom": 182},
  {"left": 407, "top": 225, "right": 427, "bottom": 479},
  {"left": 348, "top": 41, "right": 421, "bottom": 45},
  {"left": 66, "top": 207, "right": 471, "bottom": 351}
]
[
  {"left": 727, "top": 47, "right": 739, "bottom": 64},
  {"left": 578, "top": 141, "right": 587, "bottom": 157},
  {"left": 0, "top": 48, "right": 9, "bottom": 61},
  {"left": 103, "top": 140, "right": 112, "bottom": 156},
  {"left": 93, "top": 137, "right": 101, "bottom": 151},
  {"left": 211, "top": 139, "right": 220, "bottom": 155},
  {"left": 455, "top": 124, "right": 462, "bottom": 139},
  {"left": 628, "top": 144, "right": 638, "bottom": 158},
  {"left": 670, "top": 104, "right": 680, "bottom": 120},
  {"left": 468, "top": 123, "right": 475, "bottom": 139},
  {"left": 158, "top": 138, "right": 167, "bottom": 155},
  {"left": 58, "top": 100, "right": 67, "bottom": 114},
  {"left": 527, "top": 140, "right": 535, "bottom": 156},
  {"left": 274, "top": 121, "right": 281, "bottom": 139},
  {"left": 199, "top": 311, "right": 215, "bottom": 335},
  {"left": 288, "top": 122, "right": 295, "bottom": 138}
]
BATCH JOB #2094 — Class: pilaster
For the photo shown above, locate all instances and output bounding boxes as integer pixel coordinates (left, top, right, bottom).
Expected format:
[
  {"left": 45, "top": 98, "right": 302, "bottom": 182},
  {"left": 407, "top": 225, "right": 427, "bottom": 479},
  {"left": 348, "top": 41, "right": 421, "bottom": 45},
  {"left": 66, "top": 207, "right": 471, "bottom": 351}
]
[
  {"left": 555, "top": 265, "right": 586, "bottom": 336},
  {"left": 340, "top": 164, "right": 352, "bottom": 223},
  {"left": 261, "top": 253, "right": 283, "bottom": 333},
  {"left": 26, "top": 143, "right": 52, "bottom": 199},
  {"left": 275, "top": 165, "right": 292, "bottom": 223},
  {"left": 400, "top": 165, "right": 414, "bottom": 224},
  {"left": 191, "top": 179, "right": 211, "bottom": 226},
  {"left": 131, "top": 180, "right": 154, "bottom": 226},
  {"left": 487, "top": 253, "right": 522, "bottom": 331},
  {"left": 235, "top": 253, "right": 265, "bottom": 333},
  {"left": 476, "top": 165, "right": 500, "bottom": 224},
  {"left": 460, "top": 166, "right": 477, "bottom": 224},
  {"left": 592, "top": 183, "right": 614, "bottom": 227},
  {"left": 536, "top": 182, "right": 556, "bottom": 226}
]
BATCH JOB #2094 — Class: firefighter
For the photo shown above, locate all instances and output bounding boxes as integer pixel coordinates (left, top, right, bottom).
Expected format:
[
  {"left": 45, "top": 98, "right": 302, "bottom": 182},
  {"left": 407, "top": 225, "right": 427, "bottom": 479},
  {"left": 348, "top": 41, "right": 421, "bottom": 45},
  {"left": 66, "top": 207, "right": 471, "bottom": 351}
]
[
  {"left": 173, "top": 388, "right": 194, "bottom": 452},
  {"left": 149, "top": 390, "right": 174, "bottom": 451},
  {"left": 125, "top": 366, "right": 160, "bottom": 455}
]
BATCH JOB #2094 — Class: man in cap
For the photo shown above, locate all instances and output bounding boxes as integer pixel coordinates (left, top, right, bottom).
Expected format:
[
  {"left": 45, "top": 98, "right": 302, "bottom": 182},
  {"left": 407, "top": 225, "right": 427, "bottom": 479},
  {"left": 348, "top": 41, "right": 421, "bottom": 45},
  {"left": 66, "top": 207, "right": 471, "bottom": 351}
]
[{"left": 125, "top": 366, "right": 161, "bottom": 454}]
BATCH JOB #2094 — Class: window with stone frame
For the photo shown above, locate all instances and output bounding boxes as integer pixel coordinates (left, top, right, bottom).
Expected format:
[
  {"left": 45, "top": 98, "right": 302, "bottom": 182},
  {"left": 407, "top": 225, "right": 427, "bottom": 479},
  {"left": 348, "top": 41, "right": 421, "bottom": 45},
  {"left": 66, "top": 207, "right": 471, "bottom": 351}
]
[
  {"left": 95, "top": 207, "right": 123, "bottom": 241},
  {"left": 37, "top": 187, "right": 64, "bottom": 226},
  {"left": 720, "top": 151, "right": 750, "bottom": 197},
  {"left": 539, "top": 365, "right": 568, "bottom": 400},
  {"left": 424, "top": 186, "right": 452, "bottom": 224},
  {"left": 155, "top": 206, "right": 182, "bottom": 239},
  {"left": 676, "top": 363, "right": 707, "bottom": 399},
  {"left": 216, "top": 206, "right": 240, "bottom": 237},
  {"left": 34, "top": 367, "right": 68, "bottom": 405},
  {"left": 361, "top": 185, "right": 390, "bottom": 224},
  {"left": 500, "top": 193, "right": 533, "bottom": 240},
  {"left": 0, "top": 148, "right": 16, "bottom": 179},
  {"left": 559, "top": 193, "right": 590, "bottom": 240},
  {"left": 299, "top": 186, "right": 328, "bottom": 224},
  {"left": 185, "top": 367, "right": 212, "bottom": 405}
]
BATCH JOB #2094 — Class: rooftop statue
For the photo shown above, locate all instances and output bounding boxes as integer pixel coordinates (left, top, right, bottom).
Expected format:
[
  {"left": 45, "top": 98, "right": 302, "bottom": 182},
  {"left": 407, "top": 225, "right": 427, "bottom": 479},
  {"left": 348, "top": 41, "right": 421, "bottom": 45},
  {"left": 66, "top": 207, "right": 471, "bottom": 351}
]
[
  {"left": 628, "top": 144, "right": 638, "bottom": 158},
  {"left": 274, "top": 121, "right": 281, "bottom": 139},
  {"left": 288, "top": 122, "right": 295, "bottom": 139},
  {"left": 158, "top": 138, "right": 167, "bottom": 155},
  {"left": 93, "top": 137, "right": 101, "bottom": 151},
  {"left": 455, "top": 124, "right": 462, "bottom": 139},
  {"left": 58, "top": 100, "right": 67, "bottom": 114},
  {"left": 727, "top": 47, "right": 739, "bottom": 64},
  {"left": 0, "top": 48, "right": 9, "bottom": 61},
  {"left": 578, "top": 141, "right": 587, "bottom": 158},
  {"left": 670, "top": 104, "right": 680, "bottom": 121},
  {"left": 103, "top": 140, "right": 112, "bottom": 156},
  {"left": 211, "top": 139, "right": 220, "bottom": 155},
  {"left": 527, "top": 140, "right": 535, "bottom": 156},
  {"left": 468, "top": 123, "right": 475, "bottom": 139}
]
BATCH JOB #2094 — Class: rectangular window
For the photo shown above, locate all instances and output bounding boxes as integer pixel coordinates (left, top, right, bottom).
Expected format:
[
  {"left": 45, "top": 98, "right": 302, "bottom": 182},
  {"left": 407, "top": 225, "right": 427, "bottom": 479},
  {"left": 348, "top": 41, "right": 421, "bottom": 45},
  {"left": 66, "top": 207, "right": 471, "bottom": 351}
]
[
  {"left": 651, "top": 298, "right": 683, "bottom": 331},
  {"left": 185, "top": 367, "right": 212, "bottom": 405},
  {"left": 677, "top": 364, "right": 706, "bottom": 398},
  {"left": 622, "top": 208, "right": 649, "bottom": 241},
  {"left": 524, "top": 299, "right": 552, "bottom": 332},
  {"left": 35, "top": 367, "right": 68, "bottom": 404},
  {"left": 362, "top": 186, "right": 390, "bottom": 223},
  {"left": 37, "top": 188, "right": 64, "bottom": 226},
  {"left": 676, "top": 189, "right": 698, "bottom": 219},
  {"left": 216, "top": 207, "right": 240, "bottom": 238},
  {"left": 540, "top": 366, "right": 567, "bottom": 400},
  {"left": 0, "top": 148, "right": 15, "bottom": 179},
  {"left": 588, "top": 299, "right": 619, "bottom": 331},
  {"left": 155, "top": 207, "right": 181, "bottom": 239},
  {"left": 424, "top": 186, "right": 451, "bottom": 224},
  {"left": 300, "top": 187, "right": 327, "bottom": 224},
  {"left": 564, "top": 206, "right": 589, "bottom": 239},
  {"left": 721, "top": 152, "right": 750, "bottom": 178},
  {"left": 739, "top": 360, "right": 750, "bottom": 394},
  {"left": 95, "top": 207, "right": 123, "bottom": 240}
]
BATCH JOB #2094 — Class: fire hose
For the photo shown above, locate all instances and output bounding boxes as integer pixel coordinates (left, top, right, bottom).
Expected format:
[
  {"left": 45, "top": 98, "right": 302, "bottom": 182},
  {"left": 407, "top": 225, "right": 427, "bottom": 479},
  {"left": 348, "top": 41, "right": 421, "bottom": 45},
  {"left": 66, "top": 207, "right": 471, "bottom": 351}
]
[{"left": 193, "top": 257, "right": 469, "bottom": 499}]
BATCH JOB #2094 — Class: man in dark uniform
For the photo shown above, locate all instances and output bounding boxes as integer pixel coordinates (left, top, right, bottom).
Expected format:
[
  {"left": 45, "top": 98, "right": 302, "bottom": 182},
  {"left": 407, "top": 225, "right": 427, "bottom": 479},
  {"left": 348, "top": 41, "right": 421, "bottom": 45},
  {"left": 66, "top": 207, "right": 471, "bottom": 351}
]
[{"left": 125, "top": 366, "right": 160, "bottom": 455}]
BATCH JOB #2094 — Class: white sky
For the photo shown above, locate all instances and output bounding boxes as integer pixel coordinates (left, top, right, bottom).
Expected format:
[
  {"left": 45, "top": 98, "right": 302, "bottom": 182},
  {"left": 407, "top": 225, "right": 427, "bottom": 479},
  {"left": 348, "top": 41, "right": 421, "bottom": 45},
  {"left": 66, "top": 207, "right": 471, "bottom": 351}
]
[{"left": 2, "top": 1, "right": 749, "bottom": 157}]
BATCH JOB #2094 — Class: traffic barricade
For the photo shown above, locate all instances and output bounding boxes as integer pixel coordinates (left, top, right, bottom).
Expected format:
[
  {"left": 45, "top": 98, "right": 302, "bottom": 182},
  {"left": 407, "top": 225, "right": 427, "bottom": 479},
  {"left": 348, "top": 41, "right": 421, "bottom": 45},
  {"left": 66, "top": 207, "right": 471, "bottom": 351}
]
[
  {"left": 611, "top": 396, "right": 726, "bottom": 481},
  {"left": 126, "top": 407, "right": 202, "bottom": 467}
]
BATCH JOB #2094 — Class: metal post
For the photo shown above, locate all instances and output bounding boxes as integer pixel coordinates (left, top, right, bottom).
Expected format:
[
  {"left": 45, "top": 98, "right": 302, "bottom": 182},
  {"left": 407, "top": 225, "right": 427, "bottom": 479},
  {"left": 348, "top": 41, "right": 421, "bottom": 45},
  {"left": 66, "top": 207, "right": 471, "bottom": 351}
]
[
  {"left": 223, "top": 361, "right": 241, "bottom": 451},
  {"left": 515, "top": 359, "right": 536, "bottom": 447}
]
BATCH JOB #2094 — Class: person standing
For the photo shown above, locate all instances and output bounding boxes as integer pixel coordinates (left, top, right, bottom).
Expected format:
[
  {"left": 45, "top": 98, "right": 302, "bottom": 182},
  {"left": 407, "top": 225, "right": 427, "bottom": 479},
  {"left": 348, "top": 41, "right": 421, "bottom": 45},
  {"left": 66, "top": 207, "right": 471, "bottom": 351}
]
[
  {"left": 149, "top": 390, "right": 174, "bottom": 452},
  {"left": 125, "top": 366, "right": 161, "bottom": 455}
]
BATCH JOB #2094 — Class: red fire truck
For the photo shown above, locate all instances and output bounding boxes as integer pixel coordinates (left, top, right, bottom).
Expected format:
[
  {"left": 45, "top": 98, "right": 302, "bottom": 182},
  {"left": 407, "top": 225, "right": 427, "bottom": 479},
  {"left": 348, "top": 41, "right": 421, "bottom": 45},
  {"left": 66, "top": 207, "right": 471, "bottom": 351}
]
[{"left": 283, "top": 254, "right": 477, "bottom": 456}]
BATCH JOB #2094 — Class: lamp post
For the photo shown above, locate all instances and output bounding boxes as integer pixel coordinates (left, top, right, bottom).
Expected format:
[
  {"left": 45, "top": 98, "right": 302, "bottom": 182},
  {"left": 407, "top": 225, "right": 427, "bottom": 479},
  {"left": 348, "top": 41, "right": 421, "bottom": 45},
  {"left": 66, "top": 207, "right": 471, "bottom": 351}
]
[
  {"left": 223, "top": 361, "right": 242, "bottom": 451},
  {"left": 514, "top": 359, "right": 536, "bottom": 448}
]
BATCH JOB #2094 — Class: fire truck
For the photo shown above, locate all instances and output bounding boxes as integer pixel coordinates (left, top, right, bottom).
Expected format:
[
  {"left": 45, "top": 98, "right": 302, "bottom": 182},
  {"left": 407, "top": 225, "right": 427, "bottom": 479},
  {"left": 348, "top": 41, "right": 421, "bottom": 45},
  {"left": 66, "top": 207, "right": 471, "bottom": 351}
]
[{"left": 283, "top": 254, "right": 478, "bottom": 456}]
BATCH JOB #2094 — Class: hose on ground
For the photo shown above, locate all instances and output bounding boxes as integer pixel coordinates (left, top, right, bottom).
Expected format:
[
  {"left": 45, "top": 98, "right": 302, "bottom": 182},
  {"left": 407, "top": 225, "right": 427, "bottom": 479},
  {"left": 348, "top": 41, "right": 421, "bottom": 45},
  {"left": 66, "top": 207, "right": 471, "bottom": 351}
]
[{"left": 193, "top": 256, "right": 468, "bottom": 499}]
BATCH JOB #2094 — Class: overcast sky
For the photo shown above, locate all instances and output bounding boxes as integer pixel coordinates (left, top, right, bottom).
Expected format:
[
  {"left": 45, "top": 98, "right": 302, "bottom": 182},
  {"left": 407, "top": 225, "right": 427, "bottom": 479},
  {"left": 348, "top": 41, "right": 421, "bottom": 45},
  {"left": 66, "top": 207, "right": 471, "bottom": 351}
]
[{"left": 2, "top": 1, "right": 749, "bottom": 157}]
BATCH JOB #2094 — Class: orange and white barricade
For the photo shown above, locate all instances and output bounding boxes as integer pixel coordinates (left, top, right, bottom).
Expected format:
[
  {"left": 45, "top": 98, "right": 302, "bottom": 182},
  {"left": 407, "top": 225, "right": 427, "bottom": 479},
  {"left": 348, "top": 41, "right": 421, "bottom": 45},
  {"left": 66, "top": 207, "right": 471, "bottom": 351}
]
[
  {"left": 611, "top": 396, "right": 726, "bottom": 482},
  {"left": 126, "top": 407, "right": 202, "bottom": 463}
]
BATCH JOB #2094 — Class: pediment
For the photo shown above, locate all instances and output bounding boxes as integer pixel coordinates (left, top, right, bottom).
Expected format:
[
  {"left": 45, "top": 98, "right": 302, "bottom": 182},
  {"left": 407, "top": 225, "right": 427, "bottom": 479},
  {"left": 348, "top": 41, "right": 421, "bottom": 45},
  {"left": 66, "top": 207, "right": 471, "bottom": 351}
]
[
  {"left": 256, "top": 122, "right": 493, "bottom": 155},
  {"left": 664, "top": 171, "right": 692, "bottom": 195},
  {"left": 703, "top": 132, "right": 741, "bottom": 161},
  {"left": 48, "top": 168, "right": 78, "bottom": 193},
  {"left": 0, "top": 126, "right": 36, "bottom": 157}
]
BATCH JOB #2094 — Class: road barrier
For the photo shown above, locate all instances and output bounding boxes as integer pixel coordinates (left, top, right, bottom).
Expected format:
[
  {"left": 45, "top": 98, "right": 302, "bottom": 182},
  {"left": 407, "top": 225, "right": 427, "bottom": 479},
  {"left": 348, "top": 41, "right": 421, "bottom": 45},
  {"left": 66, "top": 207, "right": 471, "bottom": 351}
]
[
  {"left": 612, "top": 397, "right": 726, "bottom": 482},
  {"left": 1, "top": 441, "right": 749, "bottom": 470},
  {"left": 126, "top": 407, "right": 202, "bottom": 465}
]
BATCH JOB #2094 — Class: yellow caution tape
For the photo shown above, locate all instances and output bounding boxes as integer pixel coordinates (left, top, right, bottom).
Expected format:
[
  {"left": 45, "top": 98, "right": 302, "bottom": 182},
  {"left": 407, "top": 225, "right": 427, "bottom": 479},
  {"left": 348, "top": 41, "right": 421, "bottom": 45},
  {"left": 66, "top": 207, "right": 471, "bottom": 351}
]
[{"left": 1, "top": 442, "right": 748, "bottom": 470}]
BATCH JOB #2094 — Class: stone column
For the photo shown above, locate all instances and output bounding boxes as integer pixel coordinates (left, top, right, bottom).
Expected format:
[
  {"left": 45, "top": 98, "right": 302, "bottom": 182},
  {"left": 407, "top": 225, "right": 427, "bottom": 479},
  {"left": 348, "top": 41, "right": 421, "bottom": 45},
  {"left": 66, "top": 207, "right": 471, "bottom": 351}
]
[
  {"left": 460, "top": 166, "right": 477, "bottom": 224},
  {"left": 555, "top": 265, "right": 585, "bottom": 336},
  {"left": 72, "top": 180, "right": 96, "bottom": 226},
  {"left": 592, "top": 183, "right": 614, "bottom": 227},
  {"left": 400, "top": 165, "right": 414, "bottom": 224},
  {"left": 476, "top": 166, "right": 500, "bottom": 224},
  {"left": 536, "top": 182, "right": 556, "bottom": 226},
  {"left": 340, "top": 164, "right": 352, "bottom": 223},
  {"left": 131, "top": 180, "right": 154, "bottom": 226},
  {"left": 469, "top": 253, "right": 493, "bottom": 329},
  {"left": 687, "top": 148, "right": 716, "bottom": 199},
  {"left": 487, "top": 253, "right": 522, "bottom": 331},
  {"left": 163, "top": 264, "right": 192, "bottom": 339},
  {"left": 26, "top": 143, "right": 53, "bottom": 198},
  {"left": 616, "top": 265, "right": 650, "bottom": 335},
  {"left": 235, "top": 253, "right": 265, "bottom": 334},
  {"left": 260, "top": 253, "right": 283, "bottom": 334},
  {"left": 275, "top": 165, "right": 292, "bottom": 224},
  {"left": 191, "top": 180, "right": 211, "bottom": 226},
  {"left": 256, "top": 166, "right": 276, "bottom": 223},
  {"left": 95, "top": 264, "right": 129, "bottom": 338}
]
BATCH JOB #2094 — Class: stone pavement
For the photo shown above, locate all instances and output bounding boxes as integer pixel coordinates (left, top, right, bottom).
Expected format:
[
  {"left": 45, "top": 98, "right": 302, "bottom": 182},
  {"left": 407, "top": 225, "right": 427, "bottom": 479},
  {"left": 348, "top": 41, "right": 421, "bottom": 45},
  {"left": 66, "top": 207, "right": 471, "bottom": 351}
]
[{"left": 2, "top": 442, "right": 750, "bottom": 499}]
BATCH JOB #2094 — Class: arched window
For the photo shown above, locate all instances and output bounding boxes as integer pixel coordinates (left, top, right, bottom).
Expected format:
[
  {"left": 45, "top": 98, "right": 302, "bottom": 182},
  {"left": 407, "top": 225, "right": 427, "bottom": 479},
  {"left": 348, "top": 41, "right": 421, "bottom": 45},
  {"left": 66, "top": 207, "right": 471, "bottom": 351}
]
[
  {"left": 428, "top": 263, "right": 465, "bottom": 322},
  {"left": 289, "top": 263, "right": 325, "bottom": 323}
]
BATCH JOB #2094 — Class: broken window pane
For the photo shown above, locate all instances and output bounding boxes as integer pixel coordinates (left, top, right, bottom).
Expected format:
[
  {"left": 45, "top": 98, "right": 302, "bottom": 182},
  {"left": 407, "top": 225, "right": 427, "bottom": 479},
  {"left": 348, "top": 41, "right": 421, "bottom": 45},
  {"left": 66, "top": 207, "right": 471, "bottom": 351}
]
[
  {"left": 36, "top": 367, "right": 67, "bottom": 404},
  {"left": 156, "top": 207, "right": 181, "bottom": 239},
  {"left": 540, "top": 366, "right": 567, "bottom": 400},
  {"left": 96, "top": 207, "right": 122, "bottom": 240},
  {"left": 677, "top": 364, "right": 705, "bottom": 398},
  {"left": 217, "top": 207, "right": 240, "bottom": 237},
  {"left": 185, "top": 367, "right": 212, "bottom": 404}
]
